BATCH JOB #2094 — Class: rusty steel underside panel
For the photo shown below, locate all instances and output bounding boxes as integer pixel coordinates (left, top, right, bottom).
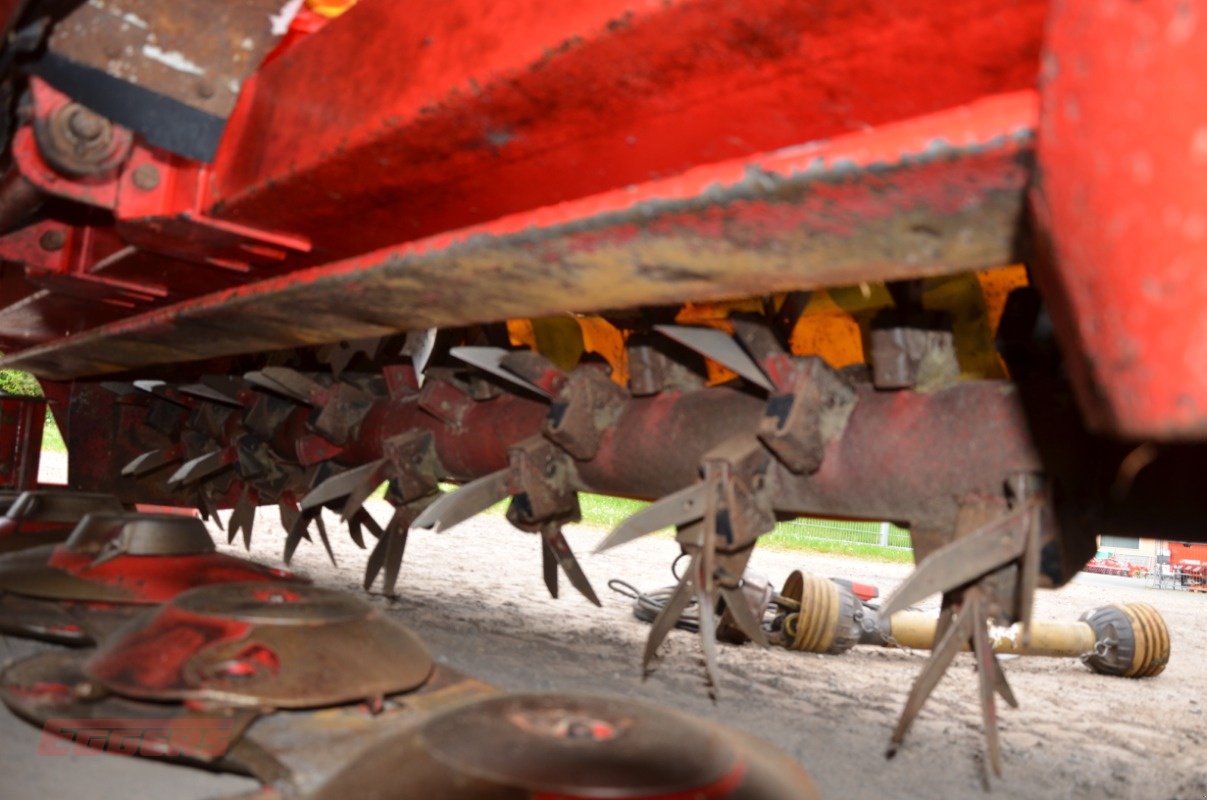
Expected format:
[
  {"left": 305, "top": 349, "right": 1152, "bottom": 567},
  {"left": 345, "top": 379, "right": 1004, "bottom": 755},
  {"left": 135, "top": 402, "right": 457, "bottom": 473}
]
[{"left": 1, "top": 92, "right": 1035, "bottom": 379}]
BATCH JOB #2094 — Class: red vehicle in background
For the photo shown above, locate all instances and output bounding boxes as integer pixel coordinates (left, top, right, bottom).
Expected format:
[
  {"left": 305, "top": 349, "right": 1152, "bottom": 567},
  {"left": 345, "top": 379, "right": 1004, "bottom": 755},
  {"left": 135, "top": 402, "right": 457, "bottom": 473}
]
[{"left": 1168, "top": 542, "right": 1207, "bottom": 591}]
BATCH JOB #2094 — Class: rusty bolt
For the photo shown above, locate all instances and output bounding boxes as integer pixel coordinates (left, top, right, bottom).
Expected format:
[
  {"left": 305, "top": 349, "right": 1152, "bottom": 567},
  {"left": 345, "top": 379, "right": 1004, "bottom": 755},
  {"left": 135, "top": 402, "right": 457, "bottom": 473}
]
[
  {"left": 65, "top": 107, "right": 105, "bottom": 142},
  {"left": 195, "top": 81, "right": 215, "bottom": 99},
  {"left": 38, "top": 230, "right": 66, "bottom": 251},
  {"left": 131, "top": 164, "right": 161, "bottom": 191}
]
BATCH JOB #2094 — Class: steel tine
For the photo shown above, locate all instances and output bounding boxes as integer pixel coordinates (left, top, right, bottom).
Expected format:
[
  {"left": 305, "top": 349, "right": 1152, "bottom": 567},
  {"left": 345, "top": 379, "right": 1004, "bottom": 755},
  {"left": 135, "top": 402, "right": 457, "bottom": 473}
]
[
  {"left": 283, "top": 510, "right": 311, "bottom": 565},
  {"left": 200, "top": 375, "right": 250, "bottom": 399},
  {"left": 879, "top": 503, "right": 1035, "bottom": 618},
  {"left": 313, "top": 513, "right": 337, "bottom": 566},
  {"left": 989, "top": 647, "right": 1018, "bottom": 709},
  {"left": 410, "top": 327, "right": 439, "bottom": 388},
  {"left": 121, "top": 446, "right": 182, "bottom": 477},
  {"left": 364, "top": 534, "right": 387, "bottom": 591},
  {"left": 244, "top": 370, "right": 309, "bottom": 403},
  {"left": 594, "top": 483, "right": 706, "bottom": 553},
  {"left": 1018, "top": 503, "right": 1041, "bottom": 646},
  {"left": 382, "top": 504, "right": 424, "bottom": 594},
  {"left": 240, "top": 501, "right": 255, "bottom": 550},
  {"left": 888, "top": 600, "right": 977, "bottom": 757},
  {"left": 278, "top": 497, "right": 301, "bottom": 537},
  {"left": 300, "top": 459, "right": 385, "bottom": 511},
  {"left": 410, "top": 468, "right": 510, "bottom": 532},
  {"left": 230, "top": 487, "right": 256, "bottom": 550},
  {"left": 541, "top": 534, "right": 559, "bottom": 600},
  {"left": 720, "top": 584, "right": 769, "bottom": 647},
  {"left": 355, "top": 507, "right": 385, "bottom": 539},
  {"left": 366, "top": 503, "right": 420, "bottom": 594},
  {"left": 541, "top": 522, "right": 601, "bottom": 606},
  {"left": 197, "top": 490, "right": 223, "bottom": 532},
  {"left": 339, "top": 460, "right": 390, "bottom": 521},
  {"left": 132, "top": 379, "right": 170, "bottom": 398},
  {"left": 380, "top": 520, "right": 411, "bottom": 595},
  {"left": 347, "top": 517, "right": 366, "bottom": 549},
  {"left": 643, "top": 554, "right": 699, "bottom": 675},
  {"left": 693, "top": 554, "right": 721, "bottom": 695},
  {"left": 450, "top": 346, "right": 552, "bottom": 399},
  {"left": 178, "top": 382, "right": 243, "bottom": 407},
  {"left": 654, "top": 325, "right": 773, "bottom": 391},
  {"left": 969, "top": 594, "right": 1004, "bottom": 777},
  {"left": 260, "top": 367, "right": 326, "bottom": 404},
  {"left": 168, "top": 450, "right": 231, "bottom": 485}
]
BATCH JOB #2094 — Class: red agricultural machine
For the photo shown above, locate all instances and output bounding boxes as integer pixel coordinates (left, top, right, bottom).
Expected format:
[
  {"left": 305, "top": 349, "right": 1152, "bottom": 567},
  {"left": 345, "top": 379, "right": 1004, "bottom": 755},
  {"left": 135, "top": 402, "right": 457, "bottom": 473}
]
[{"left": 0, "top": 0, "right": 1202, "bottom": 792}]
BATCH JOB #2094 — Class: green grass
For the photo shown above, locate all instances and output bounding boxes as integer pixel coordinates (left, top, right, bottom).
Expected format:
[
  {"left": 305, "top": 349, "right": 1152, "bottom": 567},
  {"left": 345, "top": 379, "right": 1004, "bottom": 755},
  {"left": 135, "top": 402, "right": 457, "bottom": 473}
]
[
  {"left": 0, "top": 368, "right": 66, "bottom": 454},
  {"left": 41, "top": 414, "right": 65, "bottom": 453},
  {"left": 573, "top": 492, "right": 914, "bottom": 562}
]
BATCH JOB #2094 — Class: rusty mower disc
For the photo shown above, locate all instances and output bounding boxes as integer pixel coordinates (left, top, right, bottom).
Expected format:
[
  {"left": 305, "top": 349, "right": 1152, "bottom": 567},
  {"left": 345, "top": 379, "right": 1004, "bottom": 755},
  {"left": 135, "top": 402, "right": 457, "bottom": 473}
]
[
  {"left": 0, "top": 490, "right": 124, "bottom": 555},
  {"left": 0, "top": 512, "right": 299, "bottom": 604},
  {"left": 0, "top": 649, "right": 258, "bottom": 764},
  {"left": 86, "top": 583, "right": 434, "bottom": 708},
  {"left": 309, "top": 693, "right": 818, "bottom": 799}
]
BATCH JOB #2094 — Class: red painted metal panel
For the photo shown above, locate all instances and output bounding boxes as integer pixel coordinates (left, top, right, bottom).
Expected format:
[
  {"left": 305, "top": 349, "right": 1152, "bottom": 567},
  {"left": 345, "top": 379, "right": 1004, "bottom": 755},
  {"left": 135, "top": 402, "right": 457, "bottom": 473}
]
[
  {"left": 0, "top": 395, "right": 44, "bottom": 490},
  {"left": 208, "top": 0, "right": 1047, "bottom": 260},
  {"left": 1033, "top": 0, "right": 1207, "bottom": 438}
]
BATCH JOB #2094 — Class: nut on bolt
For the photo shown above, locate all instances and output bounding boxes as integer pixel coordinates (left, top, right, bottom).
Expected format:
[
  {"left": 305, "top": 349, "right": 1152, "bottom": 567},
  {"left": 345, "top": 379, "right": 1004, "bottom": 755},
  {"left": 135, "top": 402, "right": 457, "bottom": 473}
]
[{"left": 35, "top": 102, "right": 132, "bottom": 177}]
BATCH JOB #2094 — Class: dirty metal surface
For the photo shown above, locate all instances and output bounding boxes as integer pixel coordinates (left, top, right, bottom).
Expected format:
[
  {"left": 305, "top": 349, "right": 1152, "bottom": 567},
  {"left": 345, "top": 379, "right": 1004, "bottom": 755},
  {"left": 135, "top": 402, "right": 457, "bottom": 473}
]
[
  {"left": 0, "top": 648, "right": 260, "bottom": 763},
  {"left": 0, "top": 492, "right": 129, "bottom": 555},
  {"left": 1, "top": 645, "right": 499, "bottom": 791},
  {"left": 3, "top": 92, "right": 1037, "bottom": 379},
  {"left": 35, "top": 0, "right": 290, "bottom": 161},
  {"left": 1032, "top": 0, "right": 1207, "bottom": 439},
  {"left": 211, "top": 0, "right": 1045, "bottom": 261},
  {"left": 4, "top": 490, "right": 124, "bottom": 524},
  {"left": 0, "top": 590, "right": 126, "bottom": 645},
  {"left": 308, "top": 692, "right": 818, "bottom": 800},
  {"left": 233, "top": 666, "right": 498, "bottom": 795},
  {"left": 86, "top": 583, "right": 434, "bottom": 708},
  {"left": 0, "top": 514, "right": 301, "bottom": 604}
]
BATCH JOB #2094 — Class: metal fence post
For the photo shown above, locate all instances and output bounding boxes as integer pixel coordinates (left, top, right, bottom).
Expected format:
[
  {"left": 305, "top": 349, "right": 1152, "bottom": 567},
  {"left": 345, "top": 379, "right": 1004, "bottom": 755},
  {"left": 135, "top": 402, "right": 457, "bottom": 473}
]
[{"left": 878, "top": 521, "right": 890, "bottom": 547}]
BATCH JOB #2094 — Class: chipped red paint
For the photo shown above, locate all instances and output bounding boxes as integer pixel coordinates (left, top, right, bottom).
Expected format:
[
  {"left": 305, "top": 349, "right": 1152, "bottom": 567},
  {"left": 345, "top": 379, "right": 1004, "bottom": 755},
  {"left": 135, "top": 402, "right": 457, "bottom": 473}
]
[
  {"left": 43, "top": 548, "right": 301, "bottom": 604},
  {"left": 85, "top": 605, "right": 253, "bottom": 693},
  {"left": 1033, "top": 0, "right": 1207, "bottom": 438}
]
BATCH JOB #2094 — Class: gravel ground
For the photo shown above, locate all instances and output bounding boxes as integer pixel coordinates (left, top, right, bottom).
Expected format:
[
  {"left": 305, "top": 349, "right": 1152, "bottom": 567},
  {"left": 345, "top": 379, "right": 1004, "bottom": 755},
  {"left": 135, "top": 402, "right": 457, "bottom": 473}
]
[{"left": 3, "top": 452, "right": 1205, "bottom": 799}]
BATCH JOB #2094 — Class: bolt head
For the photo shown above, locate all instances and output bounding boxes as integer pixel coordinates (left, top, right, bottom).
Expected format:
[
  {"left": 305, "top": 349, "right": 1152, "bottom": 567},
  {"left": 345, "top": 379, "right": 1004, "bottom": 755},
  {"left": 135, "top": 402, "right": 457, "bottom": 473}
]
[
  {"left": 38, "top": 230, "right": 66, "bottom": 252},
  {"left": 131, "top": 163, "right": 161, "bottom": 191}
]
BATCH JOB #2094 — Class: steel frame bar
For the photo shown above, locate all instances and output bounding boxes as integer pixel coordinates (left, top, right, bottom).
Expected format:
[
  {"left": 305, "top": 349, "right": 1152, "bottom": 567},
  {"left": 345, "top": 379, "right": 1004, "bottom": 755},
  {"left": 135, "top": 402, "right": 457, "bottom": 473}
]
[{"left": 3, "top": 92, "right": 1037, "bottom": 379}]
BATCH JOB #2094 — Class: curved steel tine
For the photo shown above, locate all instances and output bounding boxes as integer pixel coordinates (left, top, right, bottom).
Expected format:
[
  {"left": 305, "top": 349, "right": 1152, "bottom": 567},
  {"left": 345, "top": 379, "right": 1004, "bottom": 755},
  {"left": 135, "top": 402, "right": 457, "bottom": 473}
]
[
  {"left": 654, "top": 325, "right": 772, "bottom": 391},
  {"left": 540, "top": 521, "right": 601, "bottom": 606},
  {"left": 642, "top": 553, "right": 699, "bottom": 676},
  {"left": 594, "top": 483, "right": 706, "bottom": 554},
  {"left": 888, "top": 599, "right": 977, "bottom": 757}
]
